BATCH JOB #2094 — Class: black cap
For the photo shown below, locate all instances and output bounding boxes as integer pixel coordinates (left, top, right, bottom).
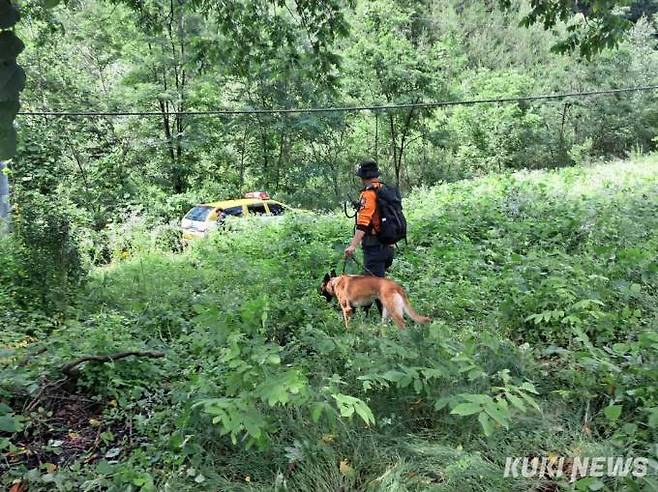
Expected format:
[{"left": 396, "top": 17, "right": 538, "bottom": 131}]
[{"left": 355, "top": 159, "right": 380, "bottom": 179}]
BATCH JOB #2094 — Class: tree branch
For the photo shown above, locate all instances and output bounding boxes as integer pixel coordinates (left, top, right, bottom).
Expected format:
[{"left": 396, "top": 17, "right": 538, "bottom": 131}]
[{"left": 60, "top": 351, "right": 165, "bottom": 376}]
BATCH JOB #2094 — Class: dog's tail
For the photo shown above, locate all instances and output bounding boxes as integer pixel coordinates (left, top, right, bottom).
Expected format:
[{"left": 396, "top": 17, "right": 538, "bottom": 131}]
[{"left": 402, "top": 294, "right": 431, "bottom": 324}]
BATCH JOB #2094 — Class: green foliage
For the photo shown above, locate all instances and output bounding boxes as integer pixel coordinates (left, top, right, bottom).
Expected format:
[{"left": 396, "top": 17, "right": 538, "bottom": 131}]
[
  {"left": 9, "top": 0, "right": 658, "bottom": 218},
  {"left": 499, "top": 0, "right": 641, "bottom": 59},
  {"left": 0, "top": 190, "right": 86, "bottom": 326},
  {"left": 11, "top": 191, "right": 85, "bottom": 316},
  {"left": 4, "top": 0, "right": 658, "bottom": 487},
  {"left": 3, "top": 159, "right": 657, "bottom": 490},
  {"left": 450, "top": 376, "right": 541, "bottom": 436},
  {"left": 447, "top": 71, "right": 543, "bottom": 173}
]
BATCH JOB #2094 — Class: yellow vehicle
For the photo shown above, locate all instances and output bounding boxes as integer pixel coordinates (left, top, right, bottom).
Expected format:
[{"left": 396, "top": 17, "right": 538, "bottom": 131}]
[{"left": 181, "top": 192, "right": 291, "bottom": 241}]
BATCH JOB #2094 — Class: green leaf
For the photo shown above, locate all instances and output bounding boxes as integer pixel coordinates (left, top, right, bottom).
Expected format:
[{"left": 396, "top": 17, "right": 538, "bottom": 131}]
[
  {"left": 483, "top": 402, "right": 509, "bottom": 428},
  {"left": 260, "top": 384, "right": 290, "bottom": 406},
  {"left": 450, "top": 402, "right": 482, "bottom": 416},
  {"left": 242, "top": 415, "right": 263, "bottom": 439},
  {"left": 603, "top": 404, "right": 622, "bottom": 422},
  {"left": 519, "top": 382, "right": 539, "bottom": 394},
  {"left": 621, "top": 423, "right": 637, "bottom": 435},
  {"left": 353, "top": 400, "right": 376, "bottom": 426},
  {"left": 572, "top": 326, "right": 592, "bottom": 345},
  {"left": 338, "top": 401, "right": 355, "bottom": 421},
  {"left": 562, "top": 314, "right": 582, "bottom": 325},
  {"left": 612, "top": 343, "right": 628, "bottom": 354},
  {"left": 574, "top": 476, "right": 605, "bottom": 491},
  {"left": 0, "top": 414, "right": 20, "bottom": 433},
  {"left": 648, "top": 408, "right": 658, "bottom": 429},
  {"left": 332, "top": 394, "right": 375, "bottom": 426},
  {"left": 95, "top": 460, "right": 115, "bottom": 475},
  {"left": 398, "top": 373, "right": 414, "bottom": 388},
  {"left": 506, "top": 393, "right": 526, "bottom": 411},
  {"left": 478, "top": 411, "right": 494, "bottom": 436},
  {"left": 519, "top": 392, "right": 541, "bottom": 412},
  {"left": 381, "top": 370, "right": 405, "bottom": 383},
  {"left": 266, "top": 354, "right": 281, "bottom": 365},
  {"left": 433, "top": 397, "right": 451, "bottom": 411},
  {"left": 310, "top": 402, "right": 326, "bottom": 423},
  {"left": 588, "top": 481, "right": 605, "bottom": 491},
  {"left": 461, "top": 394, "right": 493, "bottom": 404}
]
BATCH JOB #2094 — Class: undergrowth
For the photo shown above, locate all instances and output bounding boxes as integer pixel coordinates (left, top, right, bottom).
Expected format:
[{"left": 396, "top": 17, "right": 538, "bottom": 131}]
[{"left": 1, "top": 159, "right": 657, "bottom": 491}]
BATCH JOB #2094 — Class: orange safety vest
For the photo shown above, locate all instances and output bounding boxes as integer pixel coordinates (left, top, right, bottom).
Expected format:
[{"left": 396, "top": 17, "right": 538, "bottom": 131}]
[{"left": 356, "top": 181, "right": 382, "bottom": 235}]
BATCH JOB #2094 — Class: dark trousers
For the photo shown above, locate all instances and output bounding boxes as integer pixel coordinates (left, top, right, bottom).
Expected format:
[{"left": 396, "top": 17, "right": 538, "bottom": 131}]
[{"left": 362, "top": 236, "right": 394, "bottom": 278}]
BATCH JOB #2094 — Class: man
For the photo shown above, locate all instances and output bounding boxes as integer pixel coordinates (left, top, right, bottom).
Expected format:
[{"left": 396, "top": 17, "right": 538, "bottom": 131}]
[{"left": 344, "top": 159, "right": 394, "bottom": 277}]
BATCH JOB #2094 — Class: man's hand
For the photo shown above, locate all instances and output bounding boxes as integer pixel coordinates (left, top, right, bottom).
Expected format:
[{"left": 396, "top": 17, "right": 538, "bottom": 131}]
[{"left": 345, "top": 230, "right": 365, "bottom": 258}]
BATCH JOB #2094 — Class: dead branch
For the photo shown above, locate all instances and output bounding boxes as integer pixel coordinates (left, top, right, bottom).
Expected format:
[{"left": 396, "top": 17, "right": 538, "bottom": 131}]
[
  {"left": 60, "top": 351, "right": 165, "bottom": 376},
  {"left": 24, "top": 377, "right": 68, "bottom": 413}
]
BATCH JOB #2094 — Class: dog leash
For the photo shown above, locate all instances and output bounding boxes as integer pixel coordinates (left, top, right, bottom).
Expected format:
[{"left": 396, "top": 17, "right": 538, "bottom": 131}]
[{"left": 342, "top": 254, "right": 376, "bottom": 276}]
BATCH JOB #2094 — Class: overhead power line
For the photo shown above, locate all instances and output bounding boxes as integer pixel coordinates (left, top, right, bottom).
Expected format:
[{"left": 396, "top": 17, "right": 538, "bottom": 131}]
[{"left": 16, "top": 84, "right": 658, "bottom": 118}]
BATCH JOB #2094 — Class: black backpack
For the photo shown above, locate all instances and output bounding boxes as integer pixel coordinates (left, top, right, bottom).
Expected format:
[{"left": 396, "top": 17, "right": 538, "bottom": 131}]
[{"left": 374, "top": 184, "right": 407, "bottom": 245}]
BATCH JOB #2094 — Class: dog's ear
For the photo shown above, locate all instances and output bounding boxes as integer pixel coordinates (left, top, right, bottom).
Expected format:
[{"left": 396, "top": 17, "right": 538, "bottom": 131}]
[
  {"left": 330, "top": 269, "right": 337, "bottom": 278},
  {"left": 323, "top": 273, "right": 331, "bottom": 283}
]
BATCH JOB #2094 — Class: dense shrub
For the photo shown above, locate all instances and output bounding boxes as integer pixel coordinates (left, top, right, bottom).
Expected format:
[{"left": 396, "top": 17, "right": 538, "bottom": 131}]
[{"left": 2, "top": 192, "right": 85, "bottom": 320}]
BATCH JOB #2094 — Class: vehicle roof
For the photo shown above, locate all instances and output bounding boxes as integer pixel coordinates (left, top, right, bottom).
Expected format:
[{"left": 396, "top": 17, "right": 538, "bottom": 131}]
[{"left": 197, "top": 198, "right": 284, "bottom": 208}]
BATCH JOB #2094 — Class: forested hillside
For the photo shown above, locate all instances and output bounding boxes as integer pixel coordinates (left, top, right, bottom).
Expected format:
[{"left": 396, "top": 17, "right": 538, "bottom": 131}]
[
  {"left": 11, "top": 0, "right": 658, "bottom": 219},
  {"left": 2, "top": 0, "right": 658, "bottom": 490}
]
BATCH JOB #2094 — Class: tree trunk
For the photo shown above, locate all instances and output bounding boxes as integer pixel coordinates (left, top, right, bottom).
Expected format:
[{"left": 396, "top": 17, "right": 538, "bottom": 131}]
[
  {"left": 388, "top": 113, "right": 398, "bottom": 184},
  {"left": 374, "top": 112, "right": 379, "bottom": 161},
  {"left": 259, "top": 122, "right": 270, "bottom": 185},
  {"left": 559, "top": 102, "right": 571, "bottom": 166},
  {"left": 158, "top": 99, "right": 177, "bottom": 170},
  {"left": 396, "top": 101, "right": 419, "bottom": 187},
  {"left": 275, "top": 129, "right": 289, "bottom": 190},
  {"left": 239, "top": 123, "right": 248, "bottom": 188}
]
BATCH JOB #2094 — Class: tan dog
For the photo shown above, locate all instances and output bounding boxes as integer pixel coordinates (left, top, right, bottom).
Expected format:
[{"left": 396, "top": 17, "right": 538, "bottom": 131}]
[{"left": 320, "top": 270, "right": 430, "bottom": 330}]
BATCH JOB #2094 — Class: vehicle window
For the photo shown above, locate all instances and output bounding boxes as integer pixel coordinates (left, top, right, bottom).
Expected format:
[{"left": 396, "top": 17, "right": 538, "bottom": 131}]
[
  {"left": 247, "top": 204, "right": 267, "bottom": 215},
  {"left": 223, "top": 206, "right": 243, "bottom": 217},
  {"left": 185, "top": 206, "right": 212, "bottom": 222},
  {"left": 268, "top": 203, "right": 284, "bottom": 215}
]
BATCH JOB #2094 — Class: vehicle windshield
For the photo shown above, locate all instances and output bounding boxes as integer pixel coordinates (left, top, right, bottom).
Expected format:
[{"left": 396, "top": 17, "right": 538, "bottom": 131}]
[{"left": 184, "top": 206, "right": 212, "bottom": 222}]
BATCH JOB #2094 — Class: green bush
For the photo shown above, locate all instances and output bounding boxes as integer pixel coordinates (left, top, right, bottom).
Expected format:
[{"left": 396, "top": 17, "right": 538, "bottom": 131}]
[{"left": 2, "top": 192, "right": 86, "bottom": 322}]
